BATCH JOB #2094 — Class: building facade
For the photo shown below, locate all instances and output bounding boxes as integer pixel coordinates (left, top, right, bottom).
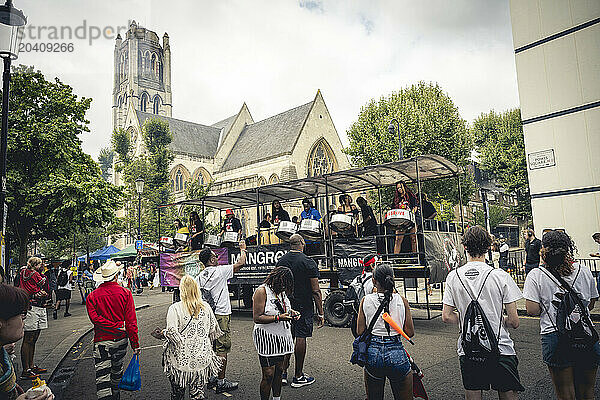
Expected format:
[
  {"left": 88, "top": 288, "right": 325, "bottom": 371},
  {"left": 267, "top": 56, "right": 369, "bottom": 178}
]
[
  {"left": 509, "top": 1, "right": 600, "bottom": 254},
  {"left": 112, "top": 22, "right": 349, "bottom": 247}
]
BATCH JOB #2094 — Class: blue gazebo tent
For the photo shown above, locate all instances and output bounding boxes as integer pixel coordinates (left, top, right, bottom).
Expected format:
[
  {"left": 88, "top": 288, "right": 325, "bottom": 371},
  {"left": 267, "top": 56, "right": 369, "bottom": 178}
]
[{"left": 77, "top": 245, "right": 121, "bottom": 262}]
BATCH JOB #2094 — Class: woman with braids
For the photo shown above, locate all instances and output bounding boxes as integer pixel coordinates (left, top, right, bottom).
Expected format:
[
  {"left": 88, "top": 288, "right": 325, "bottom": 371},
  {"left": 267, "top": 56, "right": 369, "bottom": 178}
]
[
  {"left": 391, "top": 181, "right": 418, "bottom": 254},
  {"left": 523, "top": 230, "right": 599, "bottom": 400},
  {"left": 356, "top": 263, "right": 414, "bottom": 400},
  {"left": 252, "top": 266, "right": 297, "bottom": 400}
]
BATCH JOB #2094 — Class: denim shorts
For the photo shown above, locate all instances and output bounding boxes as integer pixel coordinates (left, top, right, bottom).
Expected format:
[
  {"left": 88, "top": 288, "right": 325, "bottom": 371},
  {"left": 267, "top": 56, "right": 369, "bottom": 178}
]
[
  {"left": 365, "top": 335, "right": 411, "bottom": 382},
  {"left": 541, "top": 332, "right": 600, "bottom": 368}
]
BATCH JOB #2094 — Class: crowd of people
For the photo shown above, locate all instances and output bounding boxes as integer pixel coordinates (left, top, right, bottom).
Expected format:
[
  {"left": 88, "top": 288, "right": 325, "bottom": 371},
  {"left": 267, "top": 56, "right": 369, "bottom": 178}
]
[{"left": 1, "top": 224, "right": 599, "bottom": 399}]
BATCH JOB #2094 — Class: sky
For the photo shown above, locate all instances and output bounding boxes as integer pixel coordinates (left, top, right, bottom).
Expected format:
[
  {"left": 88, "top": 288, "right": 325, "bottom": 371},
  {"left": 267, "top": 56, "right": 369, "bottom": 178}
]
[{"left": 16, "top": 0, "right": 520, "bottom": 160}]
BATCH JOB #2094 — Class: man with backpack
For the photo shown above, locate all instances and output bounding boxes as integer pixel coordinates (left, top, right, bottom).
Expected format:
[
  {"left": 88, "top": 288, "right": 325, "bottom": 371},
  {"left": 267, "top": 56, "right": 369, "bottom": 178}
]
[
  {"left": 442, "top": 226, "right": 524, "bottom": 400},
  {"left": 53, "top": 261, "right": 74, "bottom": 319},
  {"left": 197, "top": 241, "right": 247, "bottom": 394},
  {"left": 346, "top": 254, "right": 377, "bottom": 337}
]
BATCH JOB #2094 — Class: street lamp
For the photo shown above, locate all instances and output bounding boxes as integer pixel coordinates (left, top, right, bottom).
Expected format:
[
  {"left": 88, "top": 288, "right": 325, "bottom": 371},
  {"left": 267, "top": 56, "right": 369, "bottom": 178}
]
[
  {"left": 387, "top": 118, "right": 403, "bottom": 160},
  {"left": 135, "top": 178, "right": 144, "bottom": 240},
  {"left": 0, "top": 1, "right": 26, "bottom": 270}
]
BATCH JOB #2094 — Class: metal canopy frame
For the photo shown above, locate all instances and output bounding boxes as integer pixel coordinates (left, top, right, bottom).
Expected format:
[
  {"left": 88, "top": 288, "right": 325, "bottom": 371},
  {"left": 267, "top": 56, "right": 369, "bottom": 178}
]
[{"left": 159, "top": 154, "right": 460, "bottom": 210}]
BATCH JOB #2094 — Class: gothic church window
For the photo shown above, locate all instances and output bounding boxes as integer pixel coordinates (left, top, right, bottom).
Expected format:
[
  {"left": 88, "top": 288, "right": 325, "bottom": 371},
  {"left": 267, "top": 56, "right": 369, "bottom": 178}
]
[
  {"left": 307, "top": 139, "right": 337, "bottom": 177},
  {"left": 140, "top": 93, "right": 148, "bottom": 112},
  {"left": 175, "top": 169, "right": 184, "bottom": 192},
  {"left": 153, "top": 96, "right": 161, "bottom": 115}
]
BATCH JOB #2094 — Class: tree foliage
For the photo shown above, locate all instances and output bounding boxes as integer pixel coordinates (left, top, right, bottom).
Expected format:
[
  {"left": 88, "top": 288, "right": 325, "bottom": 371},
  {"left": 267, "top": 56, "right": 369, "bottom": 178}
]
[
  {"left": 98, "top": 147, "right": 115, "bottom": 181},
  {"left": 470, "top": 204, "right": 511, "bottom": 230},
  {"left": 345, "top": 81, "right": 474, "bottom": 210},
  {"left": 112, "top": 118, "right": 174, "bottom": 242},
  {"left": 5, "top": 66, "right": 123, "bottom": 264},
  {"left": 471, "top": 109, "right": 531, "bottom": 219}
]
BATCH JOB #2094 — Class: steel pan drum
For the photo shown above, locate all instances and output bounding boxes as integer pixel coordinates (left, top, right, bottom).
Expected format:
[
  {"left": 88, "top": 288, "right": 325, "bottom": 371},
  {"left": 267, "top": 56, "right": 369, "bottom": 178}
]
[
  {"left": 384, "top": 209, "right": 415, "bottom": 231},
  {"left": 159, "top": 236, "right": 175, "bottom": 248},
  {"left": 329, "top": 214, "right": 355, "bottom": 232},
  {"left": 174, "top": 232, "right": 188, "bottom": 246},
  {"left": 222, "top": 231, "right": 240, "bottom": 244},
  {"left": 276, "top": 221, "right": 298, "bottom": 241},
  {"left": 205, "top": 234, "right": 221, "bottom": 247},
  {"left": 298, "top": 219, "right": 321, "bottom": 239}
]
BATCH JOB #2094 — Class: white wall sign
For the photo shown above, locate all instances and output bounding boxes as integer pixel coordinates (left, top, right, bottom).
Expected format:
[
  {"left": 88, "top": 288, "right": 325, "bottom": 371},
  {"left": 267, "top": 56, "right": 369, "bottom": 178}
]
[{"left": 528, "top": 149, "right": 555, "bottom": 170}]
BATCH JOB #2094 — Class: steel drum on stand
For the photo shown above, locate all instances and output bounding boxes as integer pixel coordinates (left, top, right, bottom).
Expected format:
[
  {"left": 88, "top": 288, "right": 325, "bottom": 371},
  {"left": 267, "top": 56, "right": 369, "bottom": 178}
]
[
  {"left": 298, "top": 219, "right": 321, "bottom": 239},
  {"left": 276, "top": 221, "right": 298, "bottom": 241},
  {"left": 329, "top": 214, "right": 355, "bottom": 232},
  {"left": 222, "top": 231, "right": 240, "bottom": 245},
  {"left": 205, "top": 234, "right": 221, "bottom": 247},
  {"left": 384, "top": 209, "right": 415, "bottom": 231}
]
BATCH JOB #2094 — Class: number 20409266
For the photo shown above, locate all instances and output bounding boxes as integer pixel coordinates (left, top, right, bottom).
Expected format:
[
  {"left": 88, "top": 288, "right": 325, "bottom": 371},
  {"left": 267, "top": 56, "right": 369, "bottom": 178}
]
[{"left": 19, "top": 42, "right": 74, "bottom": 52}]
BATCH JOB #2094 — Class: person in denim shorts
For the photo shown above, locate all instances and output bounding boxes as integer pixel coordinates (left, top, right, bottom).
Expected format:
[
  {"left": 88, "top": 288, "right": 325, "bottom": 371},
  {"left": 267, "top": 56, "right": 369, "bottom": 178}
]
[
  {"left": 523, "top": 230, "right": 599, "bottom": 400},
  {"left": 357, "top": 263, "right": 414, "bottom": 400}
]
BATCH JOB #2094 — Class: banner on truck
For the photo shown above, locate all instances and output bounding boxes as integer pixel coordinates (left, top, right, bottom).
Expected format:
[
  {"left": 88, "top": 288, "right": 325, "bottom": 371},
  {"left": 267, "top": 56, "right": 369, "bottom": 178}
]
[
  {"left": 333, "top": 237, "right": 378, "bottom": 284},
  {"left": 424, "top": 231, "right": 466, "bottom": 284},
  {"left": 159, "top": 248, "right": 227, "bottom": 287}
]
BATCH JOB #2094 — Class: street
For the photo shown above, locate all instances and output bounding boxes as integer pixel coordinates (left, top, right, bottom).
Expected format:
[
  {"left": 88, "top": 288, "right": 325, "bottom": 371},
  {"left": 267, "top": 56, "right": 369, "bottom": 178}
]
[{"left": 44, "top": 290, "right": 600, "bottom": 400}]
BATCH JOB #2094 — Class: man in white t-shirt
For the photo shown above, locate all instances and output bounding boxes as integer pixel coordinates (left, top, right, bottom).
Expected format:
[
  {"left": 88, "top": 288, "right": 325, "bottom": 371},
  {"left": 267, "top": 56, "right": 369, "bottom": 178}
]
[
  {"left": 53, "top": 262, "right": 75, "bottom": 319},
  {"left": 197, "top": 241, "right": 247, "bottom": 394},
  {"left": 442, "top": 226, "right": 524, "bottom": 400}
]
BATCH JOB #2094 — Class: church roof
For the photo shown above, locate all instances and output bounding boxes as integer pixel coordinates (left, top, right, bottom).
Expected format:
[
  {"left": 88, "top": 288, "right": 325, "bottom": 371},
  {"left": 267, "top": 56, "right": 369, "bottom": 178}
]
[
  {"left": 135, "top": 111, "right": 221, "bottom": 158},
  {"left": 220, "top": 101, "right": 313, "bottom": 172},
  {"left": 211, "top": 114, "right": 237, "bottom": 131}
]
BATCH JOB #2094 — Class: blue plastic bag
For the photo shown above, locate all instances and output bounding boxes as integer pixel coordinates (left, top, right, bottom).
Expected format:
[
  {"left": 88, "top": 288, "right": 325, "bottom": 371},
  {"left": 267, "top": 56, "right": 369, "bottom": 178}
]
[{"left": 119, "top": 354, "right": 141, "bottom": 391}]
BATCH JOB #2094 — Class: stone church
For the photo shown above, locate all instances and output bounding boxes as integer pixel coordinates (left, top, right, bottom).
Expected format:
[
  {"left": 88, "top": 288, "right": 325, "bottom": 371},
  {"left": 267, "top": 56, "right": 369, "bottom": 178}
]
[{"left": 112, "top": 21, "right": 349, "bottom": 246}]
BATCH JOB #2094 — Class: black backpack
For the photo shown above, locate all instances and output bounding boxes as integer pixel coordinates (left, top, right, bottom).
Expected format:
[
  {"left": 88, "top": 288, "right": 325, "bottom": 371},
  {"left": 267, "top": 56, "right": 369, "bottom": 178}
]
[
  {"left": 539, "top": 266, "right": 599, "bottom": 350},
  {"left": 199, "top": 268, "right": 220, "bottom": 313},
  {"left": 57, "top": 270, "right": 69, "bottom": 287},
  {"left": 456, "top": 269, "right": 501, "bottom": 363},
  {"left": 345, "top": 273, "right": 372, "bottom": 312}
]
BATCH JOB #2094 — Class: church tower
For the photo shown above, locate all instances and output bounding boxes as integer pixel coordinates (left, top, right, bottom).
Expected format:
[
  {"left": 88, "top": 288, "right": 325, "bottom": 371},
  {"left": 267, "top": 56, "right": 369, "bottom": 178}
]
[{"left": 112, "top": 20, "right": 172, "bottom": 131}]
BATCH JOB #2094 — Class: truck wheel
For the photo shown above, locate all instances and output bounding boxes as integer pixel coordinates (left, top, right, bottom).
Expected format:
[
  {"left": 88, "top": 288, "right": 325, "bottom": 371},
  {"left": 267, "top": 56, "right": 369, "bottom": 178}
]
[
  {"left": 242, "top": 286, "right": 253, "bottom": 309},
  {"left": 324, "top": 290, "right": 351, "bottom": 327}
]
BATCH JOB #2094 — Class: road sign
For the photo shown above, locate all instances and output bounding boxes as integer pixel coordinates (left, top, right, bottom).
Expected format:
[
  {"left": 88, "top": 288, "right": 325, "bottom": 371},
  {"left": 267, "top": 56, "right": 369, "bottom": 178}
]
[
  {"left": 528, "top": 149, "right": 555, "bottom": 170},
  {"left": 135, "top": 240, "right": 143, "bottom": 250}
]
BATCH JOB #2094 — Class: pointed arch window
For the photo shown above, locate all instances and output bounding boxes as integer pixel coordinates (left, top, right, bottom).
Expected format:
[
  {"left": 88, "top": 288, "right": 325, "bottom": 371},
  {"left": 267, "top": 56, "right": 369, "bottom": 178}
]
[
  {"left": 153, "top": 96, "right": 160, "bottom": 115},
  {"left": 151, "top": 53, "right": 157, "bottom": 77},
  {"left": 307, "top": 139, "right": 337, "bottom": 177},
  {"left": 140, "top": 93, "right": 148, "bottom": 112},
  {"left": 175, "top": 169, "right": 184, "bottom": 192}
]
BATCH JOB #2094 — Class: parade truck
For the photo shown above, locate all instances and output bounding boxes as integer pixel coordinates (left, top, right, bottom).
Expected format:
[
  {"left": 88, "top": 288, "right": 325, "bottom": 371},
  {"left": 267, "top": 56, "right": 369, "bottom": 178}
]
[{"left": 157, "top": 155, "right": 467, "bottom": 325}]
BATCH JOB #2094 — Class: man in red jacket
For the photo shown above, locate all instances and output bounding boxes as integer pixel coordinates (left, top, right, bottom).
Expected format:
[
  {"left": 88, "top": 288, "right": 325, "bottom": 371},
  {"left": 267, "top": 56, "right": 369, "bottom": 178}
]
[{"left": 87, "top": 260, "right": 140, "bottom": 400}]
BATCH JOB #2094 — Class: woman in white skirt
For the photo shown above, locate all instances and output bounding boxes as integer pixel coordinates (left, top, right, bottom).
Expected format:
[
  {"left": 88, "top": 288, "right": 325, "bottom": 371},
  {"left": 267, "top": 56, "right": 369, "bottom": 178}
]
[
  {"left": 252, "top": 266, "right": 297, "bottom": 400},
  {"left": 152, "top": 275, "right": 223, "bottom": 400}
]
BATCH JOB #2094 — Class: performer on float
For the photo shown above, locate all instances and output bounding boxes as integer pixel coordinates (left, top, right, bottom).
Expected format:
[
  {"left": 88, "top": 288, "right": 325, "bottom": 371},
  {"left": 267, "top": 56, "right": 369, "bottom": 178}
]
[
  {"left": 271, "top": 200, "right": 290, "bottom": 224},
  {"left": 220, "top": 209, "right": 242, "bottom": 237},
  {"left": 356, "top": 197, "right": 378, "bottom": 237},
  {"left": 392, "top": 181, "right": 417, "bottom": 254},
  {"left": 188, "top": 211, "right": 204, "bottom": 250},
  {"left": 337, "top": 194, "right": 359, "bottom": 237},
  {"left": 300, "top": 198, "right": 321, "bottom": 221},
  {"left": 173, "top": 218, "right": 189, "bottom": 251}
]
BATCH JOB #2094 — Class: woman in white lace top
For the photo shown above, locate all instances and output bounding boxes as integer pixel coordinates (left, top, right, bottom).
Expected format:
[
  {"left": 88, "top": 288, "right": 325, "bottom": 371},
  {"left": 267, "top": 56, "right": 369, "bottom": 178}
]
[{"left": 152, "top": 275, "right": 223, "bottom": 400}]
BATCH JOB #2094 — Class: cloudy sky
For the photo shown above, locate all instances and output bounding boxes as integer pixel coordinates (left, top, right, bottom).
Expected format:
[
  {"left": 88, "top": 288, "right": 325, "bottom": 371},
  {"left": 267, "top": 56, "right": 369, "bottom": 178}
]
[{"left": 17, "top": 0, "right": 519, "bottom": 160}]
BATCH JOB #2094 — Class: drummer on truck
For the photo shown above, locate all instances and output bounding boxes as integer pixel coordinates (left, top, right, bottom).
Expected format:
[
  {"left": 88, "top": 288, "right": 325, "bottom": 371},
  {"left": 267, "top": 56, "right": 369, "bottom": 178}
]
[
  {"left": 220, "top": 209, "right": 242, "bottom": 237},
  {"left": 272, "top": 200, "right": 290, "bottom": 224},
  {"left": 300, "top": 198, "right": 321, "bottom": 221},
  {"left": 392, "top": 181, "right": 418, "bottom": 254}
]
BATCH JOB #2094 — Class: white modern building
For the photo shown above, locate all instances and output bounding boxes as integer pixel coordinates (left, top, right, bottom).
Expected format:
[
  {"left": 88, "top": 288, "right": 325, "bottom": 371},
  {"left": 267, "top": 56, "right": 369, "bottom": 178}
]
[{"left": 509, "top": 1, "right": 600, "bottom": 254}]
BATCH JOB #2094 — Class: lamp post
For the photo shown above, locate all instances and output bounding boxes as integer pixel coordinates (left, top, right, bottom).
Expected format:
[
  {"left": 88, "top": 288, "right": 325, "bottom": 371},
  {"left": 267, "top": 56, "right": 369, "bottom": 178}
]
[
  {"left": 135, "top": 178, "right": 144, "bottom": 240},
  {"left": 387, "top": 118, "right": 403, "bottom": 160},
  {"left": 0, "top": 0, "right": 26, "bottom": 271}
]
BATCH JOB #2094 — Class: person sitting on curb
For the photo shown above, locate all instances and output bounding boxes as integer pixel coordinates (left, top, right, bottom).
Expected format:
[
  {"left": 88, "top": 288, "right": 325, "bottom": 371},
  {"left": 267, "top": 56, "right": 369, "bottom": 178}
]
[{"left": 86, "top": 260, "right": 140, "bottom": 400}]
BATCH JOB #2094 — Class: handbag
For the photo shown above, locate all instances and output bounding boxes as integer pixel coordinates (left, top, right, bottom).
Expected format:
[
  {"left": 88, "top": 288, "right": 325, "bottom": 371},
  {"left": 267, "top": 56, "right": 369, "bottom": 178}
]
[
  {"left": 350, "top": 300, "right": 386, "bottom": 367},
  {"left": 119, "top": 354, "right": 141, "bottom": 391}
]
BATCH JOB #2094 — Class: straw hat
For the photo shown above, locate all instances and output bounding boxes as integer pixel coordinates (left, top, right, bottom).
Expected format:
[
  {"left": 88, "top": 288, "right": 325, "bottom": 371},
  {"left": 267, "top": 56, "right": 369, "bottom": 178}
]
[{"left": 93, "top": 260, "right": 123, "bottom": 283}]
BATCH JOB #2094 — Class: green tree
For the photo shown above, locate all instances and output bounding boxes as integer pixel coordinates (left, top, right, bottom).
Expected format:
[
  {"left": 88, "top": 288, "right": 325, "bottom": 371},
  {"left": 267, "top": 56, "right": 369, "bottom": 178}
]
[
  {"left": 470, "top": 204, "right": 511, "bottom": 230},
  {"left": 346, "top": 81, "right": 474, "bottom": 211},
  {"left": 98, "top": 147, "right": 115, "bottom": 181},
  {"left": 471, "top": 109, "right": 531, "bottom": 219},
  {"left": 112, "top": 118, "right": 174, "bottom": 242},
  {"left": 5, "top": 66, "right": 123, "bottom": 264}
]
